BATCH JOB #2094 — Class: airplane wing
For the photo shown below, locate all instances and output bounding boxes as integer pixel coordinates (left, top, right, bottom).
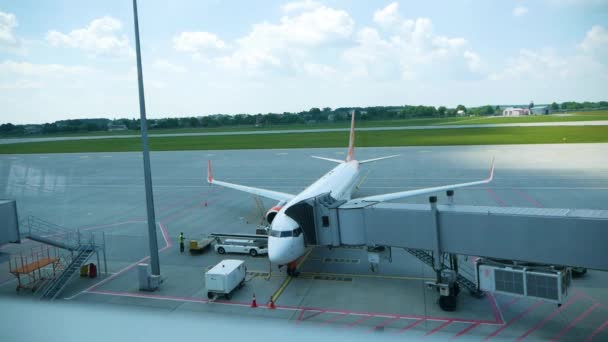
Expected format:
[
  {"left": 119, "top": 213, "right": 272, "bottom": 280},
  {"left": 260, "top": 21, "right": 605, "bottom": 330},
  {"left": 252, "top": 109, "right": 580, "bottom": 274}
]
[
  {"left": 354, "top": 158, "right": 495, "bottom": 203},
  {"left": 207, "top": 160, "right": 295, "bottom": 202}
]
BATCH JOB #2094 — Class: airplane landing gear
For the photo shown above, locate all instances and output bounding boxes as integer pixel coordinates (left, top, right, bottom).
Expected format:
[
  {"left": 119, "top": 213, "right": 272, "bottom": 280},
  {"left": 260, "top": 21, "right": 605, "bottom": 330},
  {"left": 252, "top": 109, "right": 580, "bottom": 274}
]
[{"left": 286, "top": 261, "right": 300, "bottom": 277}]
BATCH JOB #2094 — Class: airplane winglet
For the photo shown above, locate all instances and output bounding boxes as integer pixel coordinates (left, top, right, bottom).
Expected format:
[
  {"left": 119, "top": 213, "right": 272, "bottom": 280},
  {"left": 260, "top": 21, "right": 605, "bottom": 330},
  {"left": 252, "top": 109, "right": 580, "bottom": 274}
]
[
  {"left": 487, "top": 157, "right": 495, "bottom": 182},
  {"left": 359, "top": 155, "right": 401, "bottom": 164},
  {"left": 207, "top": 160, "right": 213, "bottom": 183}
]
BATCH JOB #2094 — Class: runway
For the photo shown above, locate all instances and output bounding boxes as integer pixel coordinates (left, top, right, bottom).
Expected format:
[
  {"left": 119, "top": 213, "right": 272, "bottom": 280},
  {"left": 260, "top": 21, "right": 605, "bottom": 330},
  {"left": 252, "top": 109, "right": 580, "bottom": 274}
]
[
  {"left": 1, "top": 143, "right": 607, "bottom": 340},
  {"left": 1, "top": 119, "right": 607, "bottom": 145}
]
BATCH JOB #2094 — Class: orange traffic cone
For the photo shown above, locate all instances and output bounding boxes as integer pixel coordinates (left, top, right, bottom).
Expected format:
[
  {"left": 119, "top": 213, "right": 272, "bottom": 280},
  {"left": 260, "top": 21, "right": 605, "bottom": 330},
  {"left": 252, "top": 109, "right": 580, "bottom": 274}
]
[
  {"left": 268, "top": 297, "right": 276, "bottom": 309},
  {"left": 251, "top": 294, "right": 258, "bottom": 308}
]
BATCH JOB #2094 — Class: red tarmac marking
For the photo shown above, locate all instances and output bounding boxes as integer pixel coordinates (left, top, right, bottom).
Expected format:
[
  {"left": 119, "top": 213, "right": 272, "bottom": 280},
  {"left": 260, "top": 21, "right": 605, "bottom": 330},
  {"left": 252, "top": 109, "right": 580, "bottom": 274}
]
[
  {"left": 273, "top": 302, "right": 500, "bottom": 325},
  {"left": 488, "top": 293, "right": 505, "bottom": 324},
  {"left": 485, "top": 188, "right": 507, "bottom": 206},
  {"left": 587, "top": 319, "right": 608, "bottom": 342},
  {"left": 512, "top": 188, "right": 544, "bottom": 208},
  {"left": 346, "top": 315, "right": 372, "bottom": 327},
  {"left": 397, "top": 319, "right": 424, "bottom": 333},
  {"left": 79, "top": 220, "right": 146, "bottom": 232},
  {"left": 158, "top": 222, "right": 172, "bottom": 249},
  {"left": 485, "top": 300, "right": 543, "bottom": 340},
  {"left": 453, "top": 322, "right": 480, "bottom": 339},
  {"left": 503, "top": 296, "right": 522, "bottom": 310},
  {"left": 425, "top": 320, "right": 452, "bottom": 336},
  {"left": 319, "top": 313, "right": 347, "bottom": 325},
  {"left": 370, "top": 317, "right": 399, "bottom": 331},
  {"left": 516, "top": 293, "right": 582, "bottom": 341},
  {"left": 301, "top": 310, "right": 325, "bottom": 322},
  {"left": 82, "top": 220, "right": 172, "bottom": 294},
  {"left": 296, "top": 309, "right": 325, "bottom": 323},
  {"left": 551, "top": 303, "right": 600, "bottom": 341}
]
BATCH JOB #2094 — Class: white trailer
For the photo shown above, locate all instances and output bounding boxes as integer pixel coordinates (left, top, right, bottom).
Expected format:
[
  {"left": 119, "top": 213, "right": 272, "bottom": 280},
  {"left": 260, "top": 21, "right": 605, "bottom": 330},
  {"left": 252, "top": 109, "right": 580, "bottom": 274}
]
[{"left": 205, "top": 259, "right": 246, "bottom": 299}]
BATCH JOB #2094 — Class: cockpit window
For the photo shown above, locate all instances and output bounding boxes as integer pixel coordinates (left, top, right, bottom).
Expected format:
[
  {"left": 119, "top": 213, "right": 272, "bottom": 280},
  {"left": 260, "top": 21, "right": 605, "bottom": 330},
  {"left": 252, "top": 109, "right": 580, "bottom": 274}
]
[{"left": 269, "top": 227, "right": 302, "bottom": 238}]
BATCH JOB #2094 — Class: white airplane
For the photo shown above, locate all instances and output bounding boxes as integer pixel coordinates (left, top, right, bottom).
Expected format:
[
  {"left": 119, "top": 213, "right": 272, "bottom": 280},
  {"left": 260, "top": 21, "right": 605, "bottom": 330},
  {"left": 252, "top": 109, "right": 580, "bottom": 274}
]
[{"left": 207, "top": 111, "right": 494, "bottom": 275}]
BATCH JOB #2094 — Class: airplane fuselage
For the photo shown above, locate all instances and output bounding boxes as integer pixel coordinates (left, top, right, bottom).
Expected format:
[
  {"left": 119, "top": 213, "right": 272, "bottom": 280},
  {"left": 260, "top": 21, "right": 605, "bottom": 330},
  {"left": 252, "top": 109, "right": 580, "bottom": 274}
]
[{"left": 267, "top": 160, "right": 360, "bottom": 265}]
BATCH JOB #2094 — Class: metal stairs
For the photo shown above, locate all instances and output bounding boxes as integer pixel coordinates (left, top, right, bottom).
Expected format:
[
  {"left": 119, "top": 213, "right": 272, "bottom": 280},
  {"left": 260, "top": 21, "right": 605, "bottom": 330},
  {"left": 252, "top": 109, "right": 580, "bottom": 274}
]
[
  {"left": 40, "top": 245, "right": 95, "bottom": 300},
  {"left": 404, "top": 248, "right": 484, "bottom": 297},
  {"left": 21, "top": 216, "right": 79, "bottom": 251},
  {"left": 18, "top": 215, "right": 104, "bottom": 300}
]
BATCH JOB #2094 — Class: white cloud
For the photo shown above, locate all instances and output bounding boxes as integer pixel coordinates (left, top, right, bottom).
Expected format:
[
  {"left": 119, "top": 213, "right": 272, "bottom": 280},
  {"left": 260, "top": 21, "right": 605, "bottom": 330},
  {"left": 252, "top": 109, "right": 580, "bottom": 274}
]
[
  {"left": 302, "top": 63, "right": 337, "bottom": 79},
  {"left": 216, "top": 5, "right": 354, "bottom": 73},
  {"left": 0, "top": 60, "right": 90, "bottom": 76},
  {"left": 464, "top": 50, "right": 482, "bottom": 72},
  {"left": 0, "top": 11, "right": 18, "bottom": 46},
  {"left": 513, "top": 6, "right": 529, "bottom": 17},
  {"left": 0, "top": 60, "right": 92, "bottom": 92},
  {"left": 173, "top": 31, "right": 226, "bottom": 54},
  {"left": 578, "top": 25, "right": 608, "bottom": 62},
  {"left": 240, "top": 6, "right": 354, "bottom": 49},
  {"left": 281, "top": 0, "right": 322, "bottom": 13},
  {"left": 153, "top": 59, "right": 187, "bottom": 73},
  {"left": 344, "top": 4, "right": 481, "bottom": 81},
  {"left": 373, "top": 2, "right": 400, "bottom": 28},
  {"left": 46, "top": 17, "right": 134, "bottom": 58},
  {"left": 489, "top": 49, "right": 566, "bottom": 80},
  {"left": 490, "top": 25, "right": 608, "bottom": 82},
  {"left": 545, "top": 0, "right": 608, "bottom": 6},
  {"left": 0, "top": 79, "right": 43, "bottom": 90}
]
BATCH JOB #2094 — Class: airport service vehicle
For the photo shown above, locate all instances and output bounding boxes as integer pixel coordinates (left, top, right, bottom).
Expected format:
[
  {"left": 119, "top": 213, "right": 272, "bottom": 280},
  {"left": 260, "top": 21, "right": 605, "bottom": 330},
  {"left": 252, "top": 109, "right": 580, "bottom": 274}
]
[
  {"left": 214, "top": 237, "right": 268, "bottom": 257},
  {"left": 188, "top": 237, "right": 214, "bottom": 254},
  {"left": 205, "top": 259, "right": 246, "bottom": 299},
  {"left": 207, "top": 111, "right": 494, "bottom": 275}
]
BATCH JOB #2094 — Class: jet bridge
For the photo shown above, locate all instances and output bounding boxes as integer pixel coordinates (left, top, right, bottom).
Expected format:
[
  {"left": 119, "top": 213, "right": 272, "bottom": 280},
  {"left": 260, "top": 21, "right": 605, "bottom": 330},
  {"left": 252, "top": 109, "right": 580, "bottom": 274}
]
[{"left": 286, "top": 192, "right": 608, "bottom": 311}]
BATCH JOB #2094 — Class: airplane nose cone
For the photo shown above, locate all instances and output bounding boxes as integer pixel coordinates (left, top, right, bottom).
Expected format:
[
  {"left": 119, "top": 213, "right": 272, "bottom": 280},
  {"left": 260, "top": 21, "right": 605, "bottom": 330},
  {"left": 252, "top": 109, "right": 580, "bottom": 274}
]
[{"left": 268, "top": 236, "right": 292, "bottom": 265}]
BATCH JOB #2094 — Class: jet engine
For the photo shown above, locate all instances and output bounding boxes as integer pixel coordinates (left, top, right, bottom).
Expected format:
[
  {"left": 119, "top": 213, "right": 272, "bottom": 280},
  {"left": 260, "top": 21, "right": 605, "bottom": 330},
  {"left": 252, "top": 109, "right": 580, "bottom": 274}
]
[{"left": 265, "top": 202, "right": 285, "bottom": 224}]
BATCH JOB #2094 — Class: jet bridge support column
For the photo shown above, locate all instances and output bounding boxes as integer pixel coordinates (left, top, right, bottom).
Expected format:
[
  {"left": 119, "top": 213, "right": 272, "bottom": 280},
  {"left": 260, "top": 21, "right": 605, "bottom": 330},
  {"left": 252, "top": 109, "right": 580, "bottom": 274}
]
[
  {"left": 429, "top": 196, "right": 442, "bottom": 274},
  {"left": 426, "top": 195, "right": 460, "bottom": 311}
]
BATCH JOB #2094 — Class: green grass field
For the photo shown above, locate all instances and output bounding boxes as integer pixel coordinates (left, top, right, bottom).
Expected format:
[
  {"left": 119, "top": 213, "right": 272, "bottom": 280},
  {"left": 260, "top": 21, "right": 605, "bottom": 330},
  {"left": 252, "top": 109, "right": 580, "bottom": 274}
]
[
  {"left": 1, "top": 126, "right": 607, "bottom": 154},
  {"left": 4, "top": 110, "right": 607, "bottom": 140}
]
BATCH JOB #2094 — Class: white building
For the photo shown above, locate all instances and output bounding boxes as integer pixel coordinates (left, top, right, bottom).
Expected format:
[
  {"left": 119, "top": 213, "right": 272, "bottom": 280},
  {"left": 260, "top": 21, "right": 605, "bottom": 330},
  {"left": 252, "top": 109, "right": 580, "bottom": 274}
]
[{"left": 502, "top": 107, "right": 530, "bottom": 116}]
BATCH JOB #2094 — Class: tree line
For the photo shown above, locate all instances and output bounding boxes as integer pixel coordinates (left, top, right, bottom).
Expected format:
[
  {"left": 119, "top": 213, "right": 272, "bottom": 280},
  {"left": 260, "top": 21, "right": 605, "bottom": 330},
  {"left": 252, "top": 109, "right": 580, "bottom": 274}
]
[{"left": 1, "top": 101, "right": 606, "bottom": 136}]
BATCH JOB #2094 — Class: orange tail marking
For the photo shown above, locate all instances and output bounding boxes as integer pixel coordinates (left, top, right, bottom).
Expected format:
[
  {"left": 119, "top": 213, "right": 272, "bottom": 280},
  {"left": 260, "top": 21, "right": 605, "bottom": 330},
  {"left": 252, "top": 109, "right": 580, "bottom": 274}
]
[
  {"left": 346, "top": 110, "right": 355, "bottom": 162},
  {"left": 207, "top": 160, "right": 213, "bottom": 183}
]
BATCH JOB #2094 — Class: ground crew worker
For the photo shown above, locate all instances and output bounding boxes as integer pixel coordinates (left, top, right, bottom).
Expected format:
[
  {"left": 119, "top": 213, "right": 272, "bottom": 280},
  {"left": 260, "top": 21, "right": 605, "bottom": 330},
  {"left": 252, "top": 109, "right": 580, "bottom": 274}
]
[{"left": 178, "top": 232, "right": 185, "bottom": 253}]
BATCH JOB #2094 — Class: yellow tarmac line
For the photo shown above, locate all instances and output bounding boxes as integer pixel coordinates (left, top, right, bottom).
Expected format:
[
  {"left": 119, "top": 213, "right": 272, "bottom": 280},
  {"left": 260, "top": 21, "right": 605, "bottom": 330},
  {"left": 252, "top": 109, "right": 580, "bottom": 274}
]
[
  {"left": 270, "top": 248, "right": 314, "bottom": 303},
  {"left": 301, "top": 271, "right": 434, "bottom": 282}
]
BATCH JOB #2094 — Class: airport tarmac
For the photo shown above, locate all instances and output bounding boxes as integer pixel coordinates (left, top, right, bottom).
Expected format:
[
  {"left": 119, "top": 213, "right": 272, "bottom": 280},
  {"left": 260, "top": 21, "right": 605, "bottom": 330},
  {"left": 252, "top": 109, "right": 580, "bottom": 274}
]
[{"left": 1, "top": 143, "right": 608, "bottom": 340}]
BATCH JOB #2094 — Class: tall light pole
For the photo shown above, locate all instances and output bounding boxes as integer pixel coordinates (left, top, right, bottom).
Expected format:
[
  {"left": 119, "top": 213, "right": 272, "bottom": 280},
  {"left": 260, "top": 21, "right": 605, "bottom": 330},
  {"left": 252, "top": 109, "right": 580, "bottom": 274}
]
[{"left": 132, "top": 0, "right": 160, "bottom": 277}]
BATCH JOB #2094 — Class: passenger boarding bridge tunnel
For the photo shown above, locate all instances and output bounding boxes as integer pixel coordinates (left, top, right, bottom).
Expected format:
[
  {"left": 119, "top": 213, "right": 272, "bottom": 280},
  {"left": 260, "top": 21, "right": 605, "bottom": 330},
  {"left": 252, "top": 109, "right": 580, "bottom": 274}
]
[{"left": 284, "top": 192, "right": 608, "bottom": 311}]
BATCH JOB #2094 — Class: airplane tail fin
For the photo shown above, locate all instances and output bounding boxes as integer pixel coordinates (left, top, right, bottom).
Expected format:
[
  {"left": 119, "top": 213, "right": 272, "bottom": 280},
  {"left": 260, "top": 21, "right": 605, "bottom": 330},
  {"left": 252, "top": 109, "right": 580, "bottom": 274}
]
[
  {"left": 207, "top": 160, "right": 213, "bottom": 183},
  {"left": 346, "top": 110, "right": 355, "bottom": 162}
]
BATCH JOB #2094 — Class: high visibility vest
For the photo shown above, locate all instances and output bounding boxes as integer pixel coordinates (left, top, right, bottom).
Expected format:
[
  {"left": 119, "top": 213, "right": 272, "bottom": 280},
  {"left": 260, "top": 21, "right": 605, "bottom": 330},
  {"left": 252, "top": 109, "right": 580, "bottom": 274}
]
[{"left": 178, "top": 235, "right": 184, "bottom": 243}]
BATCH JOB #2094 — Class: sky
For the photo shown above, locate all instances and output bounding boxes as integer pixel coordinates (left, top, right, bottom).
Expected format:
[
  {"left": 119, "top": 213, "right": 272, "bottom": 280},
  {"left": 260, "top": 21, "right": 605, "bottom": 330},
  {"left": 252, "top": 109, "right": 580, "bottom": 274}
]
[{"left": 0, "top": 0, "right": 607, "bottom": 125}]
